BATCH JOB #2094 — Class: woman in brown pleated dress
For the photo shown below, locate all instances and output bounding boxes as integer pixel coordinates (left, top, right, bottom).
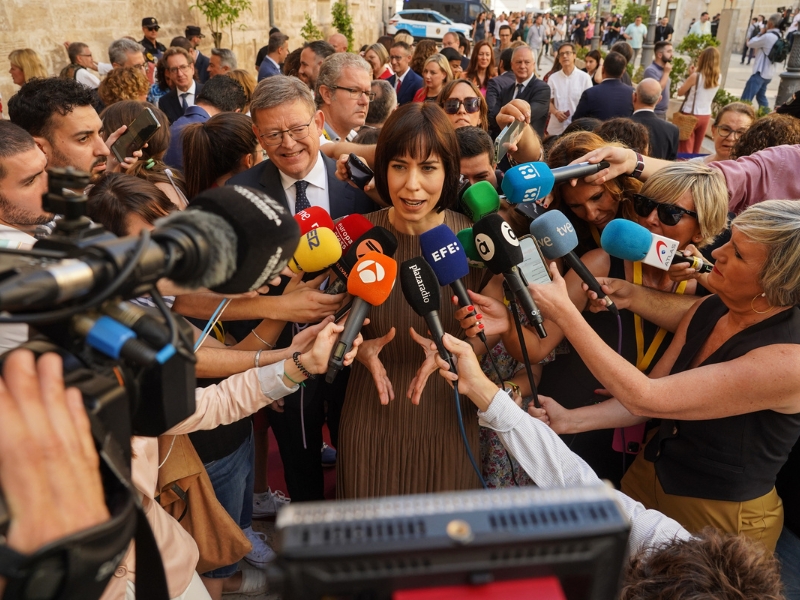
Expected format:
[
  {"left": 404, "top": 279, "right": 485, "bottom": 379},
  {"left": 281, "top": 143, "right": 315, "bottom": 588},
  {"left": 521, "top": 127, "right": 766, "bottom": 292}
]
[{"left": 337, "top": 102, "right": 484, "bottom": 498}]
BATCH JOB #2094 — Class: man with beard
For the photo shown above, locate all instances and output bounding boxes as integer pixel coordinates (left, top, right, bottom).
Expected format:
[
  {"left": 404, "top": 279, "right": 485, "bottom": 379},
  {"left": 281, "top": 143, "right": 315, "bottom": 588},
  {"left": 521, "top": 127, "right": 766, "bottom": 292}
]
[
  {"left": 0, "top": 121, "right": 51, "bottom": 352},
  {"left": 298, "top": 40, "right": 335, "bottom": 90},
  {"left": 315, "top": 53, "right": 373, "bottom": 142},
  {"left": 643, "top": 41, "right": 673, "bottom": 120},
  {"left": 8, "top": 78, "right": 111, "bottom": 180}
]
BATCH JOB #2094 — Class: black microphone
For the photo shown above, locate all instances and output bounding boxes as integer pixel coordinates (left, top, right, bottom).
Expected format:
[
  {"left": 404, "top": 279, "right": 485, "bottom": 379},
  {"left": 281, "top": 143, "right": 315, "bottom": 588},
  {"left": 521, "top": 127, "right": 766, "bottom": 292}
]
[
  {"left": 529, "top": 210, "right": 619, "bottom": 316},
  {"left": 0, "top": 185, "right": 300, "bottom": 311},
  {"left": 326, "top": 226, "right": 399, "bottom": 295},
  {"left": 471, "top": 214, "right": 547, "bottom": 338},
  {"left": 399, "top": 257, "right": 455, "bottom": 370}
]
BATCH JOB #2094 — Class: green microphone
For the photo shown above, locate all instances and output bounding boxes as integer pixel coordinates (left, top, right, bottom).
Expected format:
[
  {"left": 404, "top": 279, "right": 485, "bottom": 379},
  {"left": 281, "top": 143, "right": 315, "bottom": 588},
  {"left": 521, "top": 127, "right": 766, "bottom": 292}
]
[
  {"left": 460, "top": 180, "right": 500, "bottom": 222},
  {"left": 456, "top": 228, "right": 485, "bottom": 268}
]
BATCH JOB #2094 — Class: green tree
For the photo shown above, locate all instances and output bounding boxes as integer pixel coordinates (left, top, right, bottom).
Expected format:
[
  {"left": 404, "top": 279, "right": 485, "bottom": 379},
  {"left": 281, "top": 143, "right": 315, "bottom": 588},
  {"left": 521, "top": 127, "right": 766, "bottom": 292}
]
[
  {"left": 190, "top": 0, "right": 252, "bottom": 48},
  {"left": 300, "top": 12, "right": 324, "bottom": 42},
  {"left": 331, "top": 1, "right": 355, "bottom": 52},
  {"left": 621, "top": 3, "right": 649, "bottom": 26},
  {"left": 668, "top": 34, "right": 720, "bottom": 96}
]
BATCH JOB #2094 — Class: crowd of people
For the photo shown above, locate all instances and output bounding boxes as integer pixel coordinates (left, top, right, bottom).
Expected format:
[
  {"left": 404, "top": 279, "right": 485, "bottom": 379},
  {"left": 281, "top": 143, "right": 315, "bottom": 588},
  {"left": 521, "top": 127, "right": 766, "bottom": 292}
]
[{"left": 1, "top": 12, "right": 800, "bottom": 600}]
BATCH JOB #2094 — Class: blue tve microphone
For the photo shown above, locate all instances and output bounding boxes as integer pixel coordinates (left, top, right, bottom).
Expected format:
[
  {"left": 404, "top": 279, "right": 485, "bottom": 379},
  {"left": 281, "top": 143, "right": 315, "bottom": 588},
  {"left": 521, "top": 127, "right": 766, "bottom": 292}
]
[
  {"left": 502, "top": 161, "right": 610, "bottom": 204},
  {"left": 601, "top": 219, "right": 713, "bottom": 273},
  {"left": 420, "top": 224, "right": 486, "bottom": 344},
  {"left": 529, "top": 210, "right": 618, "bottom": 316}
]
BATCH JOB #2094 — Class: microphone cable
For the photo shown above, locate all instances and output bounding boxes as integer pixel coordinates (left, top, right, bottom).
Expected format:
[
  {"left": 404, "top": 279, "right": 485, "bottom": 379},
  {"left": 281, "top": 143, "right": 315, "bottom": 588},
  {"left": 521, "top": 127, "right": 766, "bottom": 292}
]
[
  {"left": 504, "top": 281, "right": 540, "bottom": 409},
  {"left": 452, "top": 375, "right": 487, "bottom": 490}
]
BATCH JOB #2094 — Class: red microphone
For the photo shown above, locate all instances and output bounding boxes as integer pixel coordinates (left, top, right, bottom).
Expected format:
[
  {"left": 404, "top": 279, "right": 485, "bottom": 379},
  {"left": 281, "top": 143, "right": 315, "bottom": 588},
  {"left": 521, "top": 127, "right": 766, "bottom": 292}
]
[
  {"left": 294, "top": 206, "right": 334, "bottom": 235},
  {"left": 333, "top": 214, "right": 373, "bottom": 252}
]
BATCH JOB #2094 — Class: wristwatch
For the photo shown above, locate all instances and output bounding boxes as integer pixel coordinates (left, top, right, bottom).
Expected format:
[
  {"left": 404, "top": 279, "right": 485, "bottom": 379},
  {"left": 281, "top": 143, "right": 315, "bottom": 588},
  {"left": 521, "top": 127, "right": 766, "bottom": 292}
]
[{"left": 628, "top": 151, "right": 645, "bottom": 180}]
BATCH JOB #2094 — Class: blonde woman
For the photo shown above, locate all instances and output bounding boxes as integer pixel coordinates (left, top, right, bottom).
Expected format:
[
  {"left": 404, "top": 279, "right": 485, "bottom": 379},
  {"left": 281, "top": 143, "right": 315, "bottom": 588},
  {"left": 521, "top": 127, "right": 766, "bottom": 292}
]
[
  {"left": 364, "top": 43, "right": 392, "bottom": 80},
  {"left": 413, "top": 53, "right": 453, "bottom": 102},
  {"left": 8, "top": 48, "right": 48, "bottom": 85},
  {"left": 676, "top": 47, "right": 721, "bottom": 154}
]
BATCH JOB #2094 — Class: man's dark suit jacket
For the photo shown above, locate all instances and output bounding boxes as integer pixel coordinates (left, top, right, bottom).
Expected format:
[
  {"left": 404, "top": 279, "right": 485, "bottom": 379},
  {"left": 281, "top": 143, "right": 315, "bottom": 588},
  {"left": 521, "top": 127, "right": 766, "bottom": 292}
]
[
  {"left": 488, "top": 75, "right": 551, "bottom": 138},
  {"left": 225, "top": 151, "right": 376, "bottom": 219},
  {"left": 631, "top": 110, "right": 679, "bottom": 160},
  {"left": 159, "top": 81, "right": 203, "bottom": 124},
  {"left": 387, "top": 69, "right": 423, "bottom": 106},
  {"left": 486, "top": 71, "right": 515, "bottom": 137},
  {"left": 257, "top": 56, "right": 281, "bottom": 81},
  {"left": 195, "top": 52, "right": 210, "bottom": 83},
  {"left": 573, "top": 78, "right": 633, "bottom": 122}
]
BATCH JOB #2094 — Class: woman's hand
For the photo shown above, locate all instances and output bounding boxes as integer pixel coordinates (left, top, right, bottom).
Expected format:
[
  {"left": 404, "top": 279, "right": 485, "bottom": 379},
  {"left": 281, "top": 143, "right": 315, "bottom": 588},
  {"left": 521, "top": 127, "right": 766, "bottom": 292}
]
[
  {"left": 335, "top": 153, "right": 375, "bottom": 192},
  {"left": 356, "top": 327, "right": 396, "bottom": 405},
  {"left": 496, "top": 99, "right": 531, "bottom": 131},
  {"left": 668, "top": 244, "right": 709, "bottom": 288},
  {"left": 432, "top": 334, "right": 500, "bottom": 412},
  {"left": 407, "top": 327, "right": 439, "bottom": 405},
  {"left": 452, "top": 290, "right": 509, "bottom": 338},
  {"left": 289, "top": 316, "right": 335, "bottom": 356},
  {"left": 533, "top": 395, "right": 573, "bottom": 434},
  {"left": 568, "top": 146, "right": 637, "bottom": 185},
  {"left": 527, "top": 263, "right": 579, "bottom": 326},
  {"left": 104, "top": 125, "right": 144, "bottom": 173},
  {"left": 299, "top": 321, "right": 363, "bottom": 375},
  {"left": 582, "top": 277, "right": 635, "bottom": 312}
]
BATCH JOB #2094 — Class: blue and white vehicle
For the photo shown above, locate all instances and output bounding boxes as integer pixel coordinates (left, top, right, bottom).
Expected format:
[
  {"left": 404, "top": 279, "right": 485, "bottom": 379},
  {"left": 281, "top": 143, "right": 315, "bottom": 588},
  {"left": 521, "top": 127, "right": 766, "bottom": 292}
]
[{"left": 387, "top": 9, "right": 473, "bottom": 41}]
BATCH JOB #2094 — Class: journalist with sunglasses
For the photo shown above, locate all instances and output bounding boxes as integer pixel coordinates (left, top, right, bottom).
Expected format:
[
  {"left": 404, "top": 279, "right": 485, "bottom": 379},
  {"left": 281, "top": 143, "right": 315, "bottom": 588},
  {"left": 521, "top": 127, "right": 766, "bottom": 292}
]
[{"left": 463, "top": 161, "right": 728, "bottom": 486}]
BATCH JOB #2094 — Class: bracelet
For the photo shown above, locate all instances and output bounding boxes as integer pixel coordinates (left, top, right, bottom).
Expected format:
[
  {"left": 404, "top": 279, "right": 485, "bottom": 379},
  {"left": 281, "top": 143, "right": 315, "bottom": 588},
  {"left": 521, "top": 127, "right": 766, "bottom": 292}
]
[
  {"left": 254, "top": 348, "right": 264, "bottom": 370},
  {"left": 503, "top": 381, "right": 521, "bottom": 396},
  {"left": 292, "top": 351, "right": 316, "bottom": 379},
  {"left": 283, "top": 370, "right": 305, "bottom": 387},
  {"left": 628, "top": 151, "right": 645, "bottom": 180},
  {"left": 251, "top": 329, "right": 274, "bottom": 349}
]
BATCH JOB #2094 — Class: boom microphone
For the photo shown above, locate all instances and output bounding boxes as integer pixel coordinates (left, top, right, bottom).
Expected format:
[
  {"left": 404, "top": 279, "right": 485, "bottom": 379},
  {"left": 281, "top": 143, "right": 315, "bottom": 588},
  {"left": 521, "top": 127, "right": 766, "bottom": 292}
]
[
  {"left": 472, "top": 214, "right": 547, "bottom": 338},
  {"left": 460, "top": 180, "right": 501, "bottom": 222},
  {"left": 529, "top": 210, "right": 619, "bottom": 316},
  {"left": 288, "top": 227, "right": 342, "bottom": 273},
  {"left": 325, "top": 251, "right": 397, "bottom": 383},
  {"left": 502, "top": 161, "right": 611, "bottom": 204},
  {"left": 327, "top": 226, "right": 398, "bottom": 295},
  {"left": 294, "top": 206, "right": 335, "bottom": 235},
  {"left": 419, "top": 225, "right": 487, "bottom": 344},
  {"left": 601, "top": 219, "right": 713, "bottom": 273},
  {"left": 0, "top": 185, "right": 300, "bottom": 311},
  {"left": 399, "top": 257, "right": 454, "bottom": 368}
]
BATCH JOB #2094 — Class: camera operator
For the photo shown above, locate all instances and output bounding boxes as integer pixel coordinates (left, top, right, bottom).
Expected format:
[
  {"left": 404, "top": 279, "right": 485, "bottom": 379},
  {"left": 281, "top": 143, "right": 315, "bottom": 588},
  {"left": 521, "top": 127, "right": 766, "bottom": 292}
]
[{"left": 0, "top": 350, "right": 111, "bottom": 596}]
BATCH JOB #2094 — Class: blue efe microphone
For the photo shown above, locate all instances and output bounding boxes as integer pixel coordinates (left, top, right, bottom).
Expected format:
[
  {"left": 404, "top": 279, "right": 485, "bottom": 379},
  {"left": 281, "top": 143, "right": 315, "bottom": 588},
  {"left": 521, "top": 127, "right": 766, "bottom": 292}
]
[
  {"left": 529, "top": 210, "right": 619, "bottom": 316},
  {"left": 502, "top": 161, "right": 611, "bottom": 204},
  {"left": 420, "top": 224, "right": 487, "bottom": 344}
]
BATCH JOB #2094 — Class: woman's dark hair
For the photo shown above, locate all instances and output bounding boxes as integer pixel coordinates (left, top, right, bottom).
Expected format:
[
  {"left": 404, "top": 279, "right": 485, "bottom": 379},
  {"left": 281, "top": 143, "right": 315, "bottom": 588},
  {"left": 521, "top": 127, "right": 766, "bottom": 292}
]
[
  {"left": 731, "top": 112, "right": 800, "bottom": 159},
  {"left": 283, "top": 48, "right": 303, "bottom": 78},
  {"left": 595, "top": 117, "right": 650, "bottom": 155},
  {"left": 410, "top": 40, "right": 438, "bottom": 75},
  {"left": 584, "top": 49, "right": 602, "bottom": 72},
  {"left": 87, "top": 173, "right": 176, "bottom": 237},
  {"left": 563, "top": 117, "right": 601, "bottom": 135},
  {"left": 100, "top": 100, "right": 171, "bottom": 160},
  {"left": 437, "top": 79, "right": 489, "bottom": 131},
  {"left": 464, "top": 41, "right": 497, "bottom": 89},
  {"left": 154, "top": 56, "right": 170, "bottom": 91},
  {"left": 374, "top": 103, "right": 461, "bottom": 214},
  {"left": 182, "top": 112, "right": 258, "bottom": 199}
]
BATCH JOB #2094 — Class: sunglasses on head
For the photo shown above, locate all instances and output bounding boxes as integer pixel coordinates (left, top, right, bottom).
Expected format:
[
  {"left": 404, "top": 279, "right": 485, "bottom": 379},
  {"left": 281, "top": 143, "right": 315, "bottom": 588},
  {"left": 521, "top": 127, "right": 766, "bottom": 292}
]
[
  {"left": 632, "top": 194, "right": 698, "bottom": 226},
  {"left": 443, "top": 97, "right": 481, "bottom": 114}
]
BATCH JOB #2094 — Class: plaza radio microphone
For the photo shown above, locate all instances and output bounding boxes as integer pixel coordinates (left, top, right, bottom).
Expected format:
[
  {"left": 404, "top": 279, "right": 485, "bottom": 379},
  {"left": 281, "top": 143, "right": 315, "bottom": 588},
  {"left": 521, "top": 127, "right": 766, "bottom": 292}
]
[
  {"left": 419, "top": 224, "right": 487, "bottom": 344},
  {"left": 400, "top": 257, "right": 455, "bottom": 369},
  {"left": 601, "top": 219, "right": 713, "bottom": 273},
  {"left": 472, "top": 214, "right": 547, "bottom": 338},
  {"left": 529, "top": 210, "right": 619, "bottom": 316},
  {"left": 460, "top": 180, "right": 501, "bottom": 222},
  {"left": 326, "top": 251, "right": 397, "bottom": 383},
  {"left": 287, "top": 227, "right": 342, "bottom": 274},
  {"left": 294, "top": 206, "right": 335, "bottom": 235},
  {"left": 502, "top": 161, "right": 611, "bottom": 204},
  {"left": 327, "top": 226, "right": 398, "bottom": 295},
  {"left": 332, "top": 213, "right": 373, "bottom": 252},
  {"left": 0, "top": 185, "right": 301, "bottom": 311}
]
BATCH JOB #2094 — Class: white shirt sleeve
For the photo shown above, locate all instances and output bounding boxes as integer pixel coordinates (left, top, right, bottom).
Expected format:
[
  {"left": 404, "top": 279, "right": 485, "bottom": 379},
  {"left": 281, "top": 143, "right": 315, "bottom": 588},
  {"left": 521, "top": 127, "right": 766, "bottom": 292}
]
[
  {"left": 478, "top": 390, "right": 693, "bottom": 557},
  {"left": 75, "top": 68, "right": 101, "bottom": 89}
]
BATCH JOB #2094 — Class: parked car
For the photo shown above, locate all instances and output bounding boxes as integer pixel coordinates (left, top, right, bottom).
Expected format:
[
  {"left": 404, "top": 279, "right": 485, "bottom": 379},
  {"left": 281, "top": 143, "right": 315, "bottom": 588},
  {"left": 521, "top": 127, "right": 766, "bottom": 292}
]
[{"left": 387, "top": 9, "right": 473, "bottom": 41}]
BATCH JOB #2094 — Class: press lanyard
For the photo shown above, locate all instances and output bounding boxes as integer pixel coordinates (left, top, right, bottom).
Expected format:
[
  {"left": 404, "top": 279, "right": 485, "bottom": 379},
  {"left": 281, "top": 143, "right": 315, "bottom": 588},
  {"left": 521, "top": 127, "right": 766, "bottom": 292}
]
[{"left": 633, "top": 261, "right": 686, "bottom": 372}]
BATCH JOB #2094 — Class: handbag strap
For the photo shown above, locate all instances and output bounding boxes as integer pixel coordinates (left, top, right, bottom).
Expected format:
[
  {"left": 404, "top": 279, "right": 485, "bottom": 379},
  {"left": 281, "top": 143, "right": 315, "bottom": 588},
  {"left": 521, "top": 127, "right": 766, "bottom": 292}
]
[{"left": 690, "top": 74, "right": 699, "bottom": 114}]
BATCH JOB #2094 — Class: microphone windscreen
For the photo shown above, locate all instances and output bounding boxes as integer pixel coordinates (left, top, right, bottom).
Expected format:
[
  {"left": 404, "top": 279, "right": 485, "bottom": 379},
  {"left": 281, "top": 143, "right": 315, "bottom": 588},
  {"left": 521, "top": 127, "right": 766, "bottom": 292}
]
[
  {"left": 347, "top": 251, "right": 397, "bottom": 305},
  {"left": 289, "top": 227, "right": 342, "bottom": 273},
  {"left": 600, "top": 219, "right": 652, "bottom": 262},
  {"left": 472, "top": 213, "right": 523, "bottom": 273},
  {"left": 294, "top": 206, "right": 334, "bottom": 235},
  {"left": 502, "top": 162, "right": 556, "bottom": 204},
  {"left": 189, "top": 185, "right": 299, "bottom": 293},
  {"left": 419, "top": 224, "right": 469, "bottom": 286},
  {"left": 456, "top": 228, "right": 483, "bottom": 263},
  {"left": 528, "top": 209, "right": 579, "bottom": 260},
  {"left": 400, "top": 257, "right": 441, "bottom": 317},
  {"left": 460, "top": 180, "right": 501, "bottom": 222},
  {"left": 333, "top": 214, "right": 373, "bottom": 251},
  {"left": 351, "top": 226, "right": 399, "bottom": 259}
]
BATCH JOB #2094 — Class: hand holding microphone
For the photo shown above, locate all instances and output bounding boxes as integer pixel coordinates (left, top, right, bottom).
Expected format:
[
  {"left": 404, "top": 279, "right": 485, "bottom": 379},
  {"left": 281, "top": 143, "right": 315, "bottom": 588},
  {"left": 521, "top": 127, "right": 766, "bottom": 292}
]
[{"left": 502, "top": 161, "right": 610, "bottom": 205}]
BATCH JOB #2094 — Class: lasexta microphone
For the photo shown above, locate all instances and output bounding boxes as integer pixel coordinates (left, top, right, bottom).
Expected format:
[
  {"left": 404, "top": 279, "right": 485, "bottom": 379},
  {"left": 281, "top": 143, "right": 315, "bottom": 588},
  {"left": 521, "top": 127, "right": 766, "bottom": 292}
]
[
  {"left": 332, "top": 213, "right": 373, "bottom": 252},
  {"left": 460, "top": 180, "right": 501, "bottom": 222},
  {"left": 472, "top": 214, "right": 547, "bottom": 338},
  {"left": 0, "top": 186, "right": 300, "bottom": 311},
  {"left": 529, "top": 210, "right": 619, "bottom": 316},
  {"left": 326, "top": 251, "right": 397, "bottom": 383},
  {"left": 294, "top": 206, "right": 334, "bottom": 235},
  {"left": 287, "top": 227, "right": 342, "bottom": 273},
  {"left": 419, "top": 224, "right": 487, "bottom": 344},
  {"left": 399, "top": 258, "right": 454, "bottom": 368},
  {"left": 502, "top": 161, "right": 610, "bottom": 204},
  {"left": 601, "top": 219, "right": 713, "bottom": 273},
  {"left": 327, "top": 226, "right": 398, "bottom": 295}
]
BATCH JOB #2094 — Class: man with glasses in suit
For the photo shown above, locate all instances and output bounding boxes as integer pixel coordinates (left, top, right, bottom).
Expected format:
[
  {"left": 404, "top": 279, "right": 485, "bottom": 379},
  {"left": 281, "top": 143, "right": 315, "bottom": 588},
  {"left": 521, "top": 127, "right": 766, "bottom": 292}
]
[
  {"left": 158, "top": 47, "right": 203, "bottom": 123},
  {"left": 315, "top": 53, "right": 374, "bottom": 142}
]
